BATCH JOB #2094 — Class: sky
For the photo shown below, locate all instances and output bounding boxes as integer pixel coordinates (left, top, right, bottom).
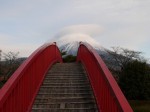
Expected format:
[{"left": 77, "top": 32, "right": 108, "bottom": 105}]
[{"left": 0, "top": 0, "right": 150, "bottom": 60}]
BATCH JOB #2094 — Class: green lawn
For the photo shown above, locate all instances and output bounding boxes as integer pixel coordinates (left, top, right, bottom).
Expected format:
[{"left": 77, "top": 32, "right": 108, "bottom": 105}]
[{"left": 129, "top": 100, "right": 150, "bottom": 112}]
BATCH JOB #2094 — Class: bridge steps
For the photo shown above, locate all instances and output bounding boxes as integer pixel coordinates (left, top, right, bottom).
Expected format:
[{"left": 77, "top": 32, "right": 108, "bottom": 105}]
[{"left": 32, "top": 63, "right": 98, "bottom": 112}]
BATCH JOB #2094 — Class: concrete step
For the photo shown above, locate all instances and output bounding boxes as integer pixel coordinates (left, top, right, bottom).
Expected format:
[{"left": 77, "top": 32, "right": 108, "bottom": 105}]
[
  {"left": 42, "top": 82, "right": 90, "bottom": 86},
  {"left": 47, "top": 73, "right": 85, "bottom": 75},
  {"left": 44, "top": 78, "right": 87, "bottom": 80},
  {"left": 37, "top": 93, "right": 93, "bottom": 97},
  {"left": 43, "top": 80, "right": 89, "bottom": 83},
  {"left": 38, "top": 88, "right": 92, "bottom": 93},
  {"left": 35, "top": 95, "right": 94, "bottom": 100},
  {"left": 34, "top": 97, "right": 95, "bottom": 103},
  {"left": 45, "top": 77, "right": 87, "bottom": 80},
  {"left": 32, "top": 63, "right": 98, "bottom": 111},
  {"left": 32, "top": 108, "right": 98, "bottom": 112},
  {"left": 40, "top": 85, "right": 90, "bottom": 88},
  {"left": 32, "top": 102, "right": 97, "bottom": 108},
  {"left": 39, "top": 87, "right": 91, "bottom": 92},
  {"left": 33, "top": 101, "right": 96, "bottom": 105},
  {"left": 45, "top": 75, "right": 86, "bottom": 78}
]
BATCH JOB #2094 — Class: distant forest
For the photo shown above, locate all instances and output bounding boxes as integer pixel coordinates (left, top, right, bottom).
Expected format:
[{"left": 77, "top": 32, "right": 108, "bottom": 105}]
[{"left": 0, "top": 51, "right": 26, "bottom": 88}]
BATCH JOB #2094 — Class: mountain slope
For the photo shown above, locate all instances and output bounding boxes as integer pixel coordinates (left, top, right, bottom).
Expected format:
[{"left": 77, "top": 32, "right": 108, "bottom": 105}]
[{"left": 55, "top": 33, "right": 106, "bottom": 55}]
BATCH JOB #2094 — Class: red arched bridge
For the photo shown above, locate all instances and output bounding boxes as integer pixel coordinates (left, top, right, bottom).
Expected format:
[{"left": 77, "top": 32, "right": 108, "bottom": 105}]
[{"left": 0, "top": 42, "right": 133, "bottom": 112}]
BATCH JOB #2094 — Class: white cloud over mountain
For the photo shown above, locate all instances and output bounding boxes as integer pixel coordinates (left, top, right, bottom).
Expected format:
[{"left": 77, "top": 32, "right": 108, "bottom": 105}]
[{"left": 0, "top": 0, "right": 149, "bottom": 59}]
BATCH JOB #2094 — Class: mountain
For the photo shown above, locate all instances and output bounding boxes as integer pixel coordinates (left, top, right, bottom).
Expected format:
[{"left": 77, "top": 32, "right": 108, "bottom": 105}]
[
  {"left": 55, "top": 33, "right": 107, "bottom": 56},
  {"left": 53, "top": 34, "right": 119, "bottom": 70}
]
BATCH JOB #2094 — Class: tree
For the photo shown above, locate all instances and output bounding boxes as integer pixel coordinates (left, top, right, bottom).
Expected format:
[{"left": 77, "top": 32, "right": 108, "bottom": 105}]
[
  {"left": 107, "top": 47, "right": 143, "bottom": 71},
  {"left": 0, "top": 51, "right": 20, "bottom": 87},
  {"left": 60, "top": 49, "right": 76, "bottom": 62},
  {"left": 60, "top": 50, "right": 67, "bottom": 56},
  {"left": 119, "top": 60, "right": 150, "bottom": 100},
  {"left": 2, "top": 51, "right": 20, "bottom": 80},
  {"left": 106, "top": 47, "right": 150, "bottom": 100},
  {"left": 63, "top": 55, "right": 76, "bottom": 62}
]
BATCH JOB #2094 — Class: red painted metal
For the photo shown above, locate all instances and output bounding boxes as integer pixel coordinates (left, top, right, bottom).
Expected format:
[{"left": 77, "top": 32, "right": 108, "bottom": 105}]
[
  {"left": 77, "top": 42, "right": 133, "bottom": 112},
  {"left": 0, "top": 42, "right": 62, "bottom": 112}
]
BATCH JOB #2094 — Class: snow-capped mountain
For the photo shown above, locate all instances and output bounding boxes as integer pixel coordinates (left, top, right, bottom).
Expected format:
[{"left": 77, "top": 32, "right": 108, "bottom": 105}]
[
  {"left": 54, "top": 33, "right": 107, "bottom": 56},
  {"left": 50, "top": 33, "right": 118, "bottom": 69}
]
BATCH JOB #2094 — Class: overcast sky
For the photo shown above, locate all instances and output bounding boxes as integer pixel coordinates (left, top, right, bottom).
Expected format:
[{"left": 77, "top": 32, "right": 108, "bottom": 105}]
[{"left": 0, "top": 0, "right": 150, "bottom": 60}]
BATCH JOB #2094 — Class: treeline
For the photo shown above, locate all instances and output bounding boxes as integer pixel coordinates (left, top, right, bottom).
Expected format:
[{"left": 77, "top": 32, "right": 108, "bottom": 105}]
[
  {"left": 0, "top": 51, "right": 25, "bottom": 88},
  {"left": 61, "top": 51, "right": 76, "bottom": 62},
  {"left": 105, "top": 47, "right": 150, "bottom": 100},
  {"left": 119, "top": 60, "right": 150, "bottom": 100}
]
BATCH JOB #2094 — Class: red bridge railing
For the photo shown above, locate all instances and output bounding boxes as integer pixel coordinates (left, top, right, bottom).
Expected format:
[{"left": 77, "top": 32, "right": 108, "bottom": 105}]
[
  {"left": 77, "top": 42, "right": 133, "bottom": 112},
  {"left": 0, "top": 42, "right": 62, "bottom": 112}
]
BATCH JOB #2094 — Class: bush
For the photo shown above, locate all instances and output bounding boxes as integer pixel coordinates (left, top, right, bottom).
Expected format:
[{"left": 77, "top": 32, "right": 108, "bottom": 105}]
[
  {"left": 63, "top": 55, "right": 76, "bottom": 63},
  {"left": 119, "top": 60, "right": 150, "bottom": 100}
]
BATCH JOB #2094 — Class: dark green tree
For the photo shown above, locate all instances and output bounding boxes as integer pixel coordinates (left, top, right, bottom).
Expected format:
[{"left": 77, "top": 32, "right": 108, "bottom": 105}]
[
  {"left": 63, "top": 55, "right": 76, "bottom": 63},
  {"left": 60, "top": 50, "right": 76, "bottom": 63},
  {"left": 60, "top": 50, "right": 67, "bottom": 56},
  {"left": 119, "top": 60, "right": 150, "bottom": 100}
]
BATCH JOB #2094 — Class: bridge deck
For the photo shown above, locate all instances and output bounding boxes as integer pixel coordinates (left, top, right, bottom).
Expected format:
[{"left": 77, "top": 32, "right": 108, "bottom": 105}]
[{"left": 32, "top": 63, "right": 98, "bottom": 112}]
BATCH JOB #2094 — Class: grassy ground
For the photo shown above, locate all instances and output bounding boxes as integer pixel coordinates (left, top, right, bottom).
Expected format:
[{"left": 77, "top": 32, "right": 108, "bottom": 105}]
[{"left": 129, "top": 100, "right": 150, "bottom": 112}]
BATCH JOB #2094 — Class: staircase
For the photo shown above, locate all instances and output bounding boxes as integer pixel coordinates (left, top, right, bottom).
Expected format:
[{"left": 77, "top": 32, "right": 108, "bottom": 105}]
[{"left": 32, "top": 63, "right": 98, "bottom": 112}]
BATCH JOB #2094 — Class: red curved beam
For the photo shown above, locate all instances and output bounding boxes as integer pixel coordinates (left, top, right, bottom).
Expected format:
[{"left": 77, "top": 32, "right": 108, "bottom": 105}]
[
  {"left": 77, "top": 42, "right": 133, "bottom": 112},
  {"left": 0, "top": 42, "right": 62, "bottom": 112}
]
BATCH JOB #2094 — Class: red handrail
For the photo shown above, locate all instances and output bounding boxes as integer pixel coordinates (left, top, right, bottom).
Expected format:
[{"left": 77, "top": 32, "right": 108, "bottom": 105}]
[
  {"left": 0, "top": 42, "right": 62, "bottom": 112},
  {"left": 77, "top": 42, "right": 133, "bottom": 112}
]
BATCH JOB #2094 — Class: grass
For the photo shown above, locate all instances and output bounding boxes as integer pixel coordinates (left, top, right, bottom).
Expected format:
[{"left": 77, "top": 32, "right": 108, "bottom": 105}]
[{"left": 129, "top": 100, "right": 150, "bottom": 112}]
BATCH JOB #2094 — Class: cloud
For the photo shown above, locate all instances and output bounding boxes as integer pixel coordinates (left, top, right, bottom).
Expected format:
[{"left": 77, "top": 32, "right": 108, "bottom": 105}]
[
  {"left": 0, "top": 42, "right": 40, "bottom": 57},
  {"left": 52, "top": 24, "right": 104, "bottom": 40},
  {"left": 0, "top": 0, "right": 150, "bottom": 59},
  {"left": 0, "top": 33, "right": 10, "bottom": 43},
  {"left": 96, "top": 24, "right": 150, "bottom": 51},
  {"left": 0, "top": 33, "right": 42, "bottom": 57}
]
